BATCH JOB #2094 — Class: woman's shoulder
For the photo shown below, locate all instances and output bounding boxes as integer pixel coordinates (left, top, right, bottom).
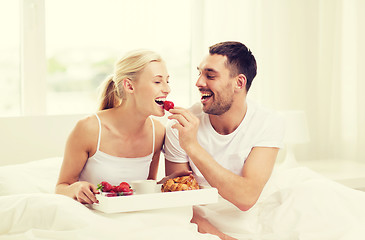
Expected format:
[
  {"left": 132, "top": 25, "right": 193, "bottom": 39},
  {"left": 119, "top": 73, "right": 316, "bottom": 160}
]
[
  {"left": 71, "top": 114, "right": 99, "bottom": 138},
  {"left": 65, "top": 114, "right": 99, "bottom": 152}
]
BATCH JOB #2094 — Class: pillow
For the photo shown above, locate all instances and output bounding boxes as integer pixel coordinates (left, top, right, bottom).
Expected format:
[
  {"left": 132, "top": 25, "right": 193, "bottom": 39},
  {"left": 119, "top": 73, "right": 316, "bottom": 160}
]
[{"left": 0, "top": 157, "right": 63, "bottom": 196}]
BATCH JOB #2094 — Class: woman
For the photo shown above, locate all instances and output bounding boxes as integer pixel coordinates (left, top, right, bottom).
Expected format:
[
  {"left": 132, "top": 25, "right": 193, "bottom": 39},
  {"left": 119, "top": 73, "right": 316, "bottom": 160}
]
[{"left": 56, "top": 49, "right": 170, "bottom": 204}]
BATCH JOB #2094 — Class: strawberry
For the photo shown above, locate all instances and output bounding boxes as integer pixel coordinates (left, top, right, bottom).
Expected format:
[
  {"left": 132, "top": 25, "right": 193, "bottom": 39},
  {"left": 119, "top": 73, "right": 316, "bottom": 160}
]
[
  {"left": 163, "top": 101, "right": 174, "bottom": 111},
  {"left": 112, "top": 185, "right": 124, "bottom": 193},
  {"left": 97, "top": 181, "right": 113, "bottom": 192},
  {"left": 119, "top": 182, "right": 131, "bottom": 192}
]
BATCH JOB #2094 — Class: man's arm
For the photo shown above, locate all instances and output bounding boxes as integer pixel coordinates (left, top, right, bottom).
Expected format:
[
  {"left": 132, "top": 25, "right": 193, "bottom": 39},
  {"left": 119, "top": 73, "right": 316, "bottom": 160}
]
[
  {"left": 167, "top": 107, "right": 279, "bottom": 211},
  {"left": 186, "top": 145, "right": 278, "bottom": 211}
]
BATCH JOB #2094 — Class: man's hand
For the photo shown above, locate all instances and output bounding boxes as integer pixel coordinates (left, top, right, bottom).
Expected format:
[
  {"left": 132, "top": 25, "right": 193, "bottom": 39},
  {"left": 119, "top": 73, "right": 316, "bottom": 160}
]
[
  {"left": 168, "top": 107, "right": 200, "bottom": 152},
  {"left": 157, "top": 169, "right": 192, "bottom": 184}
]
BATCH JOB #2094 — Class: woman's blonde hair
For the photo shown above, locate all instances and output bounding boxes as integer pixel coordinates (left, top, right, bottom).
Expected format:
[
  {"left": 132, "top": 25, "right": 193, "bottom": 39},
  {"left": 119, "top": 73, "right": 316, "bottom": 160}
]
[{"left": 98, "top": 49, "right": 163, "bottom": 110}]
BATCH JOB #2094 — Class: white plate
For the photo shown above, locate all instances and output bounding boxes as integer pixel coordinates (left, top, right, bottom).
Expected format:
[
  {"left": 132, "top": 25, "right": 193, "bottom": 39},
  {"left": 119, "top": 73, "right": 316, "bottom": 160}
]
[{"left": 90, "top": 187, "right": 218, "bottom": 213}]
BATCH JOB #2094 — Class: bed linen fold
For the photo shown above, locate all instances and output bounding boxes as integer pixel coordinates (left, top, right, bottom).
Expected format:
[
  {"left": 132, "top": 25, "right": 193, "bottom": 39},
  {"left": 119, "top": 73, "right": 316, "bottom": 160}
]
[
  {"left": 196, "top": 166, "right": 365, "bottom": 239},
  {"left": 0, "top": 193, "right": 218, "bottom": 240}
]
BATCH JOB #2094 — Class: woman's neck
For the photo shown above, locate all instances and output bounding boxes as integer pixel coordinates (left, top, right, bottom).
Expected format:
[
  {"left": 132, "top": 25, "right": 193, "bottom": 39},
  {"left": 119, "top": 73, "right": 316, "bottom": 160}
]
[{"left": 109, "top": 102, "right": 150, "bottom": 135}]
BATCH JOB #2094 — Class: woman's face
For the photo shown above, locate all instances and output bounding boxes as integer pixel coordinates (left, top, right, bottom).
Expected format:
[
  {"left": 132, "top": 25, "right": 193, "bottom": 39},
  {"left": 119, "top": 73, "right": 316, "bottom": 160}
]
[{"left": 133, "top": 61, "right": 171, "bottom": 117}]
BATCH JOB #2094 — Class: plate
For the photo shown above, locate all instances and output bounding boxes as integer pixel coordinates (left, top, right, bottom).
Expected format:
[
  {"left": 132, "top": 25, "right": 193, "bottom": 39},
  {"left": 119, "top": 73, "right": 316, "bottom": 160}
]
[{"left": 90, "top": 187, "right": 218, "bottom": 213}]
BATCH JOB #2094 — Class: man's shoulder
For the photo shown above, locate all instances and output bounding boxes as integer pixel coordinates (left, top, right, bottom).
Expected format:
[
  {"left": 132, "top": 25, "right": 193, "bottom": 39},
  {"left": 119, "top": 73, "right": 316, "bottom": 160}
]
[
  {"left": 249, "top": 100, "right": 278, "bottom": 119},
  {"left": 247, "top": 100, "right": 284, "bottom": 130}
]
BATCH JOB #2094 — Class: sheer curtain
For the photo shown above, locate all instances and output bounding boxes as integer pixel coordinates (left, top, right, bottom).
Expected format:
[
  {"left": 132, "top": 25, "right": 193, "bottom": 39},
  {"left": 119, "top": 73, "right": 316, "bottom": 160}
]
[{"left": 197, "top": 0, "right": 365, "bottom": 163}]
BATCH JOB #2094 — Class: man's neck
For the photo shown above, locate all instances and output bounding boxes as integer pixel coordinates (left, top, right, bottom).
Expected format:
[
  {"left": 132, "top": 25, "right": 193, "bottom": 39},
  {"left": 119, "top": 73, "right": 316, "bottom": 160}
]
[{"left": 208, "top": 100, "right": 248, "bottom": 135}]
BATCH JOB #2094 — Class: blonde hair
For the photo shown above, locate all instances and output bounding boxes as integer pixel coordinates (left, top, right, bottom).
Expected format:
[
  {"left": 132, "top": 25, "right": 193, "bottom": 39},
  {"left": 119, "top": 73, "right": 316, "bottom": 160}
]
[{"left": 98, "top": 49, "right": 163, "bottom": 110}]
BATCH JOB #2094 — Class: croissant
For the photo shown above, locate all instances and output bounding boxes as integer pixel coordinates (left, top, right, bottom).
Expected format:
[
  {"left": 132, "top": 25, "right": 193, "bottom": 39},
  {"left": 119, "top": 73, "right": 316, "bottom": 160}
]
[{"left": 161, "top": 174, "right": 199, "bottom": 192}]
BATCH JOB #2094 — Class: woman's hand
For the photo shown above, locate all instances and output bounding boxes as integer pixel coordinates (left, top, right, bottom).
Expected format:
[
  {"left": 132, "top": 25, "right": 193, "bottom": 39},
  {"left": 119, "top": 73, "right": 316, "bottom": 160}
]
[{"left": 72, "top": 181, "right": 99, "bottom": 204}]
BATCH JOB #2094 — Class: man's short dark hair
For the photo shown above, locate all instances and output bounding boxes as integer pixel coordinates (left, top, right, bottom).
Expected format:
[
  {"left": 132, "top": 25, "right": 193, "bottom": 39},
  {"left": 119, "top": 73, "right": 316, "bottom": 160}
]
[{"left": 209, "top": 41, "right": 257, "bottom": 92}]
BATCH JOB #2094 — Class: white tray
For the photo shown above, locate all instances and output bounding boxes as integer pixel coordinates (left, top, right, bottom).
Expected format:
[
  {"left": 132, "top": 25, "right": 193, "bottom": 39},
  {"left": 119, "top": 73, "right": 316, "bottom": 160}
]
[{"left": 90, "top": 187, "right": 218, "bottom": 213}]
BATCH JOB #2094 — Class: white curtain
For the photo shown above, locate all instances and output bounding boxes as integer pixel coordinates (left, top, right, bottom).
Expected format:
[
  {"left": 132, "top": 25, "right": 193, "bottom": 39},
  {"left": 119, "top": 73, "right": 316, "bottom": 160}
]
[{"left": 197, "top": 0, "right": 365, "bottom": 163}]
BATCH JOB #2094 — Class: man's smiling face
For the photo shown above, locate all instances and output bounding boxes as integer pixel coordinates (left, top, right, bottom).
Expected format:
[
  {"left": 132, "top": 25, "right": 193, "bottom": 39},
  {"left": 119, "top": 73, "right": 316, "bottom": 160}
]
[{"left": 196, "top": 54, "right": 236, "bottom": 115}]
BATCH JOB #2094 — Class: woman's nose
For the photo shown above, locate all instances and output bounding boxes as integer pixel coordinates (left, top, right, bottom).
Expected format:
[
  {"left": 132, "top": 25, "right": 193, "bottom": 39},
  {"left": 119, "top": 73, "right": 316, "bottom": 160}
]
[{"left": 163, "top": 82, "right": 171, "bottom": 94}]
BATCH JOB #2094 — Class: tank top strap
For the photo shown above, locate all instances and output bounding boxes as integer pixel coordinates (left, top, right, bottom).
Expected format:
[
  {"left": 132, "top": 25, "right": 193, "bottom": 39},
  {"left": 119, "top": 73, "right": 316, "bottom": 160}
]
[
  {"left": 94, "top": 113, "right": 102, "bottom": 151},
  {"left": 149, "top": 116, "right": 155, "bottom": 155}
]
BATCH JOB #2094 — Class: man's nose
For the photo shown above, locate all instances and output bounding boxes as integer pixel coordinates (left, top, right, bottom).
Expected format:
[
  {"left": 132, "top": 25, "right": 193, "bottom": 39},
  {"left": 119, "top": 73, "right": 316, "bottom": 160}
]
[{"left": 195, "top": 75, "right": 206, "bottom": 88}]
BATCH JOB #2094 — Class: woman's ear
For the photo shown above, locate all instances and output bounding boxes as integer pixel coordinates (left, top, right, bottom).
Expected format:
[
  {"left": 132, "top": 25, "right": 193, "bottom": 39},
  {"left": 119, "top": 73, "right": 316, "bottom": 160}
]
[
  {"left": 122, "top": 78, "right": 134, "bottom": 93},
  {"left": 235, "top": 74, "right": 247, "bottom": 92}
]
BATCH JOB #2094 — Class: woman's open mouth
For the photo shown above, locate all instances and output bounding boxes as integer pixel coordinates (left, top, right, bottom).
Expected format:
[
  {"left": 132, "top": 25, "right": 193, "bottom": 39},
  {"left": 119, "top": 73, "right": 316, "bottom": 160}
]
[{"left": 155, "top": 98, "right": 166, "bottom": 108}]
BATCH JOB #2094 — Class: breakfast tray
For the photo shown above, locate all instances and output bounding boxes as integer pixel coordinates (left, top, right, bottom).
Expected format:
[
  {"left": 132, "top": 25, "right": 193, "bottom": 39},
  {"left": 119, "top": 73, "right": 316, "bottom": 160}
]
[{"left": 90, "top": 187, "right": 218, "bottom": 213}]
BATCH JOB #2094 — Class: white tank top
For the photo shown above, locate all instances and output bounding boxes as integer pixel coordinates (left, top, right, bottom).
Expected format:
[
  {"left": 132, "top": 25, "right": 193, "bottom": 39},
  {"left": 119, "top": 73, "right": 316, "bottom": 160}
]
[{"left": 79, "top": 113, "right": 155, "bottom": 186}]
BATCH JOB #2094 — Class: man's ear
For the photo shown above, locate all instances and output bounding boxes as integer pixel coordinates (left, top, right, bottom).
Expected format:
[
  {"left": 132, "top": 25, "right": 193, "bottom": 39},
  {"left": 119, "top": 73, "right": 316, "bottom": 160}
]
[
  {"left": 122, "top": 78, "right": 134, "bottom": 93},
  {"left": 235, "top": 74, "right": 247, "bottom": 92}
]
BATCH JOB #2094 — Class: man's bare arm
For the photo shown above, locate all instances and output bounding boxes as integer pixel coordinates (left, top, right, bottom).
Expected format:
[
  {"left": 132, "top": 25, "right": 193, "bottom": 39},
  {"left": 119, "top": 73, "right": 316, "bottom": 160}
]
[{"left": 185, "top": 144, "right": 278, "bottom": 211}]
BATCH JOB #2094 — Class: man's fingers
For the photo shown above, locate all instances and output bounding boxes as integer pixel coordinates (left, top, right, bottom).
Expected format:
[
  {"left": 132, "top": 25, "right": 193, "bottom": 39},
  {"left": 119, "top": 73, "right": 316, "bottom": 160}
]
[
  {"left": 169, "top": 107, "right": 194, "bottom": 122},
  {"left": 169, "top": 114, "right": 189, "bottom": 127},
  {"left": 171, "top": 169, "right": 193, "bottom": 178},
  {"left": 157, "top": 170, "right": 193, "bottom": 184},
  {"left": 171, "top": 122, "right": 183, "bottom": 131}
]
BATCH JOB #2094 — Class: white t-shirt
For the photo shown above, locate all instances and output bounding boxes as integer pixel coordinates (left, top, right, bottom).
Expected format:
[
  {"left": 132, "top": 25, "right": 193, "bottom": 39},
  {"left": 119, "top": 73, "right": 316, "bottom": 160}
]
[{"left": 164, "top": 100, "right": 285, "bottom": 186}]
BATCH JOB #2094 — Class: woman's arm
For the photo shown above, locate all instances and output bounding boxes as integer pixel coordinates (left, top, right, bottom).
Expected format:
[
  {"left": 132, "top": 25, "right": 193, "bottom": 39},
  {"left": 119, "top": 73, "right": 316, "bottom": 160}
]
[
  {"left": 55, "top": 117, "right": 99, "bottom": 204},
  {"left": 148, "top": 151, "right": 160, "bottom": 180}
]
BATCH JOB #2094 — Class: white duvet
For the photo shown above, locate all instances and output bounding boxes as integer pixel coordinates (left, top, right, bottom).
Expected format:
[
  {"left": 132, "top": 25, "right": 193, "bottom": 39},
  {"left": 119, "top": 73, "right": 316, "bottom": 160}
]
[
  {"left": 197, "top": 166, "right": 365, "bottom": 239},
  {"left": 0, "top": 193, "right": 218, "bottom": 240},
  {"left": 1, "top": 158, "right": 365, "bottom": 240}
]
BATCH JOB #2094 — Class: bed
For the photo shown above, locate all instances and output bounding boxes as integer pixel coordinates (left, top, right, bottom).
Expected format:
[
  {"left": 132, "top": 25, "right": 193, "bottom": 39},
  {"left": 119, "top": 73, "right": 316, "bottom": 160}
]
[{"left": 1, "top": 114, "right": 365, "bottom": 240}]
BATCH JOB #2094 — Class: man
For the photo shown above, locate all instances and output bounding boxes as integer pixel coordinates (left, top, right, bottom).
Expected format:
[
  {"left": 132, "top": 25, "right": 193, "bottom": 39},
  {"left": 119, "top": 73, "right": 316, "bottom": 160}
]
[{"left": 164, "top": 41, "right": 284, "bottom": 239}]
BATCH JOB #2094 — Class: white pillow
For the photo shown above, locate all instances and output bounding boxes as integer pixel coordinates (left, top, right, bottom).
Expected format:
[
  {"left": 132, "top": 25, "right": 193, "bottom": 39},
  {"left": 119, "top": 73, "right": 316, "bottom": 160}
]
[{"left": 0, "top": 157, "right": 63, "bottom": 196}]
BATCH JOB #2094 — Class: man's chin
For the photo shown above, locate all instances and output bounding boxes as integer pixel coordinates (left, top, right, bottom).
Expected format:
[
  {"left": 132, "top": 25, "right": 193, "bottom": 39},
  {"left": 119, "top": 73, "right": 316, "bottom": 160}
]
[
  {"left": 201, "top": 103, "right": 210, "bottom": 113},
  {"left": 202, "top": 106, "right": 217, "bottom": 115},
  {"left": 203, "top": 104, "right": 231, "bottom": 116}
]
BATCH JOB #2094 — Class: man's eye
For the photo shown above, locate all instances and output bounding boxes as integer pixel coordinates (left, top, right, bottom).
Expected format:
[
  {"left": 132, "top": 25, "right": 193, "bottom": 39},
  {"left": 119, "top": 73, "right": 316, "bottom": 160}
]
[{"left": 207, "top": 75, "right": 215, "bottom": 79}]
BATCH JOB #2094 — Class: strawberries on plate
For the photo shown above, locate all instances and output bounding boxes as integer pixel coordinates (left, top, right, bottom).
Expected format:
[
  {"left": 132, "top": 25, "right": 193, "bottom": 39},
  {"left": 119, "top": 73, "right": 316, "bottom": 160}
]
[{"left": 97, "top": 181, "right": 133, "bottom": 197}]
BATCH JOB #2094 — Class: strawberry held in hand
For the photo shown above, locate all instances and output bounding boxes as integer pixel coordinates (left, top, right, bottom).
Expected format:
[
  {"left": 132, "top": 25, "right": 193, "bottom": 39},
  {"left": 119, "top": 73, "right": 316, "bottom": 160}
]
[{"left": 163, "top": 101, "right": 174, "bottom": 111}]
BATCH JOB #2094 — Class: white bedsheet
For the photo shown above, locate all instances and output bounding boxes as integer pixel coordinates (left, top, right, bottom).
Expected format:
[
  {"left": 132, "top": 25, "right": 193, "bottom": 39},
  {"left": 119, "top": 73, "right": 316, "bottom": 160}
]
[
  {"left": 1, "top": 158, "right": 365, "bottom": 239},
  {"left": 197, "top": 166, "right": 365, "bottom": 239},
  {"left": 0, "top": 193, "right": 218, "bottom": 240},
  {"left": 0, "top": 158, "right": 219, "bottom": 240}
]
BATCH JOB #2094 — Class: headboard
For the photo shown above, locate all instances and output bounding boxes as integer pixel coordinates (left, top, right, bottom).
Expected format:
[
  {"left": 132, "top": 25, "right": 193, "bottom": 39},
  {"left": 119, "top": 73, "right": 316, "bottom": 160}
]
[{"left": 0, "top": 114, "right": 85, "bottom": 166}]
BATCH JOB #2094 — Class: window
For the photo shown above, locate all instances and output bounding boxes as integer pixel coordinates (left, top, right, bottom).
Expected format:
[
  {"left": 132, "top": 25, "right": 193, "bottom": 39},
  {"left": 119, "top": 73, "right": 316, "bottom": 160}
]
[
  {"left": 45, "top": 0, "right": 192, "bottom": 114},
  {"left": 0, "top": 1, "right": 20, "bottom": 116},
  {"left": 0, "top": 0, "right": 194, "bottom": 116}
]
